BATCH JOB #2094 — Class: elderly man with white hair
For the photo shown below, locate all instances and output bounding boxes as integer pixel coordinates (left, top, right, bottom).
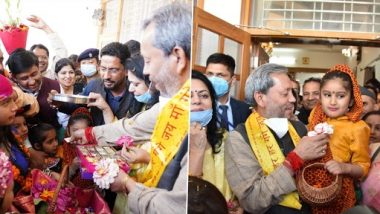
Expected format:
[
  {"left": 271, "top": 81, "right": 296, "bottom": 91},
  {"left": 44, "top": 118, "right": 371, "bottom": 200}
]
[{"left": 225, "top": 63, "right": 330, "bottom": 214}]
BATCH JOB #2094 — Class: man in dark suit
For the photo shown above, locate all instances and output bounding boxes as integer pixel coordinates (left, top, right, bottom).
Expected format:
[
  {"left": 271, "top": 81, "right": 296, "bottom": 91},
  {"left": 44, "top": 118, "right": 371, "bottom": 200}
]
[{"left": 205, "top": 53, "right": 251, "bottom": 131}]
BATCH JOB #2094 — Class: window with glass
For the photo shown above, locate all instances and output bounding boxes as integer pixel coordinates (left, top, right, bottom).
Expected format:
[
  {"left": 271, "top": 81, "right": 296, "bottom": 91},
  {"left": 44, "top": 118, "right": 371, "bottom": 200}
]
[{"left": 251, "top": 0, "right": 380, "bottom": 33}]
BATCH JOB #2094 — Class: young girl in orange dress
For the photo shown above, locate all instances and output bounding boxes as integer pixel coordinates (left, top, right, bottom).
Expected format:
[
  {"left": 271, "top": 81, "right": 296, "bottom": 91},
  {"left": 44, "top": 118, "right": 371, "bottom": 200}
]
[{"left": 307, "top": 64, "right": 371, "bottom": 214}]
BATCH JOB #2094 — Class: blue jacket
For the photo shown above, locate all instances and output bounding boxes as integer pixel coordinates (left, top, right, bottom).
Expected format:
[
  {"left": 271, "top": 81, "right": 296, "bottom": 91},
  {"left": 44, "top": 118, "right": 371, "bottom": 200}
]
[{"left": 60, "top": 78, "right": 143, "bottom": 126}]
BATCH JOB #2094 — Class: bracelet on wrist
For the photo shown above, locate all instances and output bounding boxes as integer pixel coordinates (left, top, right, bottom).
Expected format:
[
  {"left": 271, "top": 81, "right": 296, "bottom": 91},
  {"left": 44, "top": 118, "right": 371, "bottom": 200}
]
[
  {"left": 84, "top": 127, "right": 96, "bottom": 144},
  {"left": 286, "top": 151, "right": 304, "bottom": 171}
]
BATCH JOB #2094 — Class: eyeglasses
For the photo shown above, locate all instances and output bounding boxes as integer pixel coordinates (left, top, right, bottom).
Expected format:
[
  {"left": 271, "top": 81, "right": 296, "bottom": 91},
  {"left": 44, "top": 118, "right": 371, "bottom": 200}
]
[{"left": 99, "top": 66, "right": 122, "bottom": 74}]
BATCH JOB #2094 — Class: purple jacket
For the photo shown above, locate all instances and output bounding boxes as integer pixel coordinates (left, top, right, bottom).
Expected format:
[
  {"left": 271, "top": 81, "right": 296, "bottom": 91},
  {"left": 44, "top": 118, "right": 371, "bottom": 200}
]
[{"left": 35, "top": 77, "right": 61, "bottom": 128}]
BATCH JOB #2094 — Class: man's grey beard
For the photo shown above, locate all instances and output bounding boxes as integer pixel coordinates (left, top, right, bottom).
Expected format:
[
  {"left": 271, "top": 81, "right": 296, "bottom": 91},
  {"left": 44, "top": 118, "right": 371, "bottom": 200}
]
[
  {"left": 159, "top": 76, "right": 182, "bottom": 98},
  {"left": 155, "top": 61, "right": 182, "bottom": 98}
]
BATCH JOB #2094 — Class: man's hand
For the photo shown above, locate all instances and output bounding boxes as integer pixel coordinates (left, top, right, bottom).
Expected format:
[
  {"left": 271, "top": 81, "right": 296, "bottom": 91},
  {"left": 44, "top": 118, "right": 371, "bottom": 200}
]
[
  {"left": 70, "top": 129, "right": 88, "bottom": 144},
  {"left": 87, "top": 92, "right": 115, "bottom": 123},
  {"left": 110, "top": 170, "right": 136, "bottom": 193},
  {"left": 27, "top": 15, "right": 53, "bottom": 33},
  {"left": 87, "top": 92, "right": 111, "bottom": 111},
  {"left": 293, "top": 133, "right": 329, "bottom": 161},
  {"left": 47, "top": 90, "right": 60, "bottom": 108},
  {"left": 121, "top": 144, "right": 150, "bottom": 164}
]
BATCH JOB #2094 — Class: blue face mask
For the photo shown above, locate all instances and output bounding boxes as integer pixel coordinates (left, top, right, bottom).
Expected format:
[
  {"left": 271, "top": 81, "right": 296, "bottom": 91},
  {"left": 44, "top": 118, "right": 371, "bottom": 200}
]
[
  {"left": 80, "top": 64, "right": 97, "bottom": 77},
  {"left": 190, "top": 109, "right": 213, "bottom": 127},
  {"left": 135, "top": 91, "right": 152, "bottom": 103},
  {"left": 208, "top": 76, "right": 229, "bottom": 98}
]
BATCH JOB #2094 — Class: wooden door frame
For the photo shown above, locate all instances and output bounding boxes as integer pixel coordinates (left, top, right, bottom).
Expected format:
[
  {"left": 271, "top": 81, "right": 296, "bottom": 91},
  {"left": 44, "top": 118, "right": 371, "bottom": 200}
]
[{"left": 192, "top": 7, "right": 251, "bottom": 100}]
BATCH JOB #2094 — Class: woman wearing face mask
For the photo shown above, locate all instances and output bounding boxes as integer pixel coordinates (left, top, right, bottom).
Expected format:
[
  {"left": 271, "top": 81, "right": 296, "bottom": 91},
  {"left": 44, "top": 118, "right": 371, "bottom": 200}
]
[
  {"left": 189, "top": 70, "right": 243, "bottom": 214},
  {"left": 126, "top": 55, "right": 159, "bottom": 114},
  {"left": 55, "top": 58, "right": 84, "bottom": 129},
  {"left": 78, "top": 48, "right": 100, "bottom": 86}
]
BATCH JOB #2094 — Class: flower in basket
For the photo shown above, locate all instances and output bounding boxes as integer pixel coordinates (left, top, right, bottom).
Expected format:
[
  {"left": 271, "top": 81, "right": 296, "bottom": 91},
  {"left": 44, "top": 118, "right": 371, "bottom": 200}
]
[
  {"left": 32, "top": 176, "right": 56, "bottom": 201},
  {"left": 39, "top": 189, "right": 54, "bottom": 201},
  {"left": 93, "top": 158, "right": 120, "bottom": 189},
  {"left": 0, "top": 0, "right": 29, "bottom": 54},
  {"left": 307, "top": 122, "right": 333, "bottom": 137},
  {"left": 116, "top": 159, "right": 131, "bottom": 173}
]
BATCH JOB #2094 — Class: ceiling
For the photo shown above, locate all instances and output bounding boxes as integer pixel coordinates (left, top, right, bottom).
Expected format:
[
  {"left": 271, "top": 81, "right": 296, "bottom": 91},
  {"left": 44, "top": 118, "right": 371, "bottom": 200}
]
[{"left": 273, "top": 43, "right": 350, "bottom": 53}]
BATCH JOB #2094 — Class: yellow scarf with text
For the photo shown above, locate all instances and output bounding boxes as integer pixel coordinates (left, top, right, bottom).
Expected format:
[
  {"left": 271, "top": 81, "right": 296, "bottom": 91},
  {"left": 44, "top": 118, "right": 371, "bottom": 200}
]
[
  {"left": 140, "top": 80, "right": 190, "bottom": 187},
  {"left": 245, "top": 111, "right": 302, "bottom": 210}
]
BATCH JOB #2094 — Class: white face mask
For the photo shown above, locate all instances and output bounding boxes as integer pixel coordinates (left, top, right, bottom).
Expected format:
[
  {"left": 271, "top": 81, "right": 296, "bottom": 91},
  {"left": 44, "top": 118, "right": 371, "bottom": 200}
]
[
  {"left": 80, "top": 64, "right": 97, "bottom": 77},
  {"left": 159, "top": 96, "right": 171, "bottom": 111},
  {"left": 264, "top": 118, "right": 289, "bottom": 138}
]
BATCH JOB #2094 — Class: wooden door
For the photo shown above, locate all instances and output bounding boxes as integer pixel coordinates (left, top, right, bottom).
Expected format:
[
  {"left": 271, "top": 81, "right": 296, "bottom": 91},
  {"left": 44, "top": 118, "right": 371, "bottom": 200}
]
[{"left": 192, "top": 7, "right": 251, "bottom": 100}]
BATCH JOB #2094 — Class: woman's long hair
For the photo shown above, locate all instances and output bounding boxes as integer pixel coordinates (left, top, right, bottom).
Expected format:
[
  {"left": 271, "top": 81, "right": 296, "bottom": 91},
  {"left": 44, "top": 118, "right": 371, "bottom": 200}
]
[
  {"left": 0, "top": 126, "right": 29, "bottom": 170},
  {"left": 0, "top": 127, "right": 20, "bottom": 154},
  {"left": 192, "top": 70, "right": 224, "bottom": 153}
]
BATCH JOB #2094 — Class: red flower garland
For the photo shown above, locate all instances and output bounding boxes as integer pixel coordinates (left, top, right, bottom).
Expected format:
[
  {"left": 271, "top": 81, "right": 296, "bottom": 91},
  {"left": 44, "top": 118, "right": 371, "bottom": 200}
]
[
  {"left": 11, "top": 165, "right": 32, "bottom": 193},
  {"left": 13, "top": 134, "right": 31, "bottom": 158},
  {"left": 11, "top": 134, "right": 32, "bottom": 193}
]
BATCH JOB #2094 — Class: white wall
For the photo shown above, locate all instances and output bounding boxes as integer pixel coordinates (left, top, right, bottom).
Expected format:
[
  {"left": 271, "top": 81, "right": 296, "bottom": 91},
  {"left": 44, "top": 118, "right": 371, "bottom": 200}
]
[
  {"left": 271, "top": 48, "right": 347, "bottom": 69},
  {"left": 295, "top": 72, "right": 325, "bottom": 94},
  {"left": 0, "top": 0, "right": 101, "bottom": 59},
  {"left": 270, "top": 45, "right": 355, "bottom": 90},
  {"left": 203, "top": 0, "right": 241, "bottom": 25}
]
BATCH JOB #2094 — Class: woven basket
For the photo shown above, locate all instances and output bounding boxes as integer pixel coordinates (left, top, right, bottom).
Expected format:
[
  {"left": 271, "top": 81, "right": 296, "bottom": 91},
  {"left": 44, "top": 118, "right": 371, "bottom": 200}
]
[{"left": 296, "top": 162, "right": 342, "bottom": 206}]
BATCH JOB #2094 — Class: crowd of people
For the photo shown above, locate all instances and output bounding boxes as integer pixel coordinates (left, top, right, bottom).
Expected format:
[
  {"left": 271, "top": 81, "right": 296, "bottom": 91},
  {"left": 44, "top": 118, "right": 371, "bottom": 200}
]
[
  {"left": 189, "top": 54, "right": 380, "bottom": 214},
  {"left": 0, "top": 1, "right": 380, "bottom": 214},
  {"left": 0, "top": 2, "right": 190, "bottom": 213}
]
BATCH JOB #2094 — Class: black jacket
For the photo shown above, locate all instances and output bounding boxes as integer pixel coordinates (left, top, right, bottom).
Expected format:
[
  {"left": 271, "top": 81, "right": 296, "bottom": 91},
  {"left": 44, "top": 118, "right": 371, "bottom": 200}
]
[
  {"left": 230, "top": 97, "right": 252, "bottom": 128},
  {"left": 59, "top": 78, "right": 143, "bottom": 126}
]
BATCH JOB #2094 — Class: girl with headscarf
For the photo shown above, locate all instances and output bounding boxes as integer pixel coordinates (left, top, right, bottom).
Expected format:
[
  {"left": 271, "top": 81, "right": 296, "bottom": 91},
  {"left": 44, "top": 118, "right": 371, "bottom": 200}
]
[
  {"left": 305, "top": 64, "right": 371, "bottom": 213},
  {"left": 0, "top": 75, "right": 30, "bottom": 212}
]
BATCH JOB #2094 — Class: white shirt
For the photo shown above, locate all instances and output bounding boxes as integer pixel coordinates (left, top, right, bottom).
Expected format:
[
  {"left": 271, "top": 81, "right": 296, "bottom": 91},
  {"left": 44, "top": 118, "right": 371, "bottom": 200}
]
[
  {"left": 159, "top": 96, "right": 171, "bottom": 111},
  {"left": 57, "top": 85, "right": 70, "bottom": 128}
]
